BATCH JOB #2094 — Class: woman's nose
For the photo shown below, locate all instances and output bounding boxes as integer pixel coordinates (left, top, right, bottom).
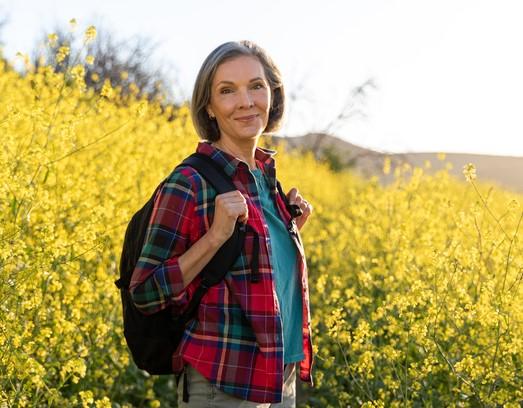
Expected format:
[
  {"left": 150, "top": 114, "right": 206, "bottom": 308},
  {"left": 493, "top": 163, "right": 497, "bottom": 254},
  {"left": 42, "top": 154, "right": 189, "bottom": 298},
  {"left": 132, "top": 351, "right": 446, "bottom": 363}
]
[{"left": 238, "top": 89, "right": 254, "bottom": 108}]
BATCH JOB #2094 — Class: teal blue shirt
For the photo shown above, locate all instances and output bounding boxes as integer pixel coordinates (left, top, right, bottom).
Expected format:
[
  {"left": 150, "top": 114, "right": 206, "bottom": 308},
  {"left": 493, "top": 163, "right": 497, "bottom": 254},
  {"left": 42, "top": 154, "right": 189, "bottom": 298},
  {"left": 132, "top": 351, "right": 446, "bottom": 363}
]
[{"left": 251, "top": 167, "right": 304, "bottom": 364}]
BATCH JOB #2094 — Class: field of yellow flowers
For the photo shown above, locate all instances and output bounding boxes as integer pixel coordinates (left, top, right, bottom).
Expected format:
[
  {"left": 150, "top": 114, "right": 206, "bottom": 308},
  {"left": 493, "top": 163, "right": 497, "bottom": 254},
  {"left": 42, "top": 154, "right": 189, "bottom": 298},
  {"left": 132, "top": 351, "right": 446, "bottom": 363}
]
[{"left": 1, "top": 29, "right": 522, "bottom": 407}]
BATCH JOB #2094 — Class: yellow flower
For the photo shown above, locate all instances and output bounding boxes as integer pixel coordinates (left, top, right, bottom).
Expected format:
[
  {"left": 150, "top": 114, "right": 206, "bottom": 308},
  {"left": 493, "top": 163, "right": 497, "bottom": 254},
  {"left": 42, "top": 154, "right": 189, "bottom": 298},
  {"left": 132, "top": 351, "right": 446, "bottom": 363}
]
[
  {"left": 135, "top": 101, "right": 148, "bottom": 118},
  {"left": 79, "top": 391, "right": 94, "bottom": 407},
  {"left": 120, "top": 71, "right": 129, "bottom": 80},
  {"left": 95, "top": 397, "right": 112, "bottom": 408},
  {"left": 70, "top": 64, "right": 85, "bottom": 81},
  {"left": 47, "top": 33, "right": 58, "bottom": 47},
  {"left": 84, "top": 25, "right": 97, "bottom": 43},
  {"left": 463, "top": 162, "right": 477, "bottom": 182},
  {"left": 69, "top": 18, "right": 77, "bottom": 31},
  {"left": 56, "top": 45, "right": 70, "bottom": 64},
  {"left": 100, "top": 79, "right": 114, "bottom": 98},
  {"left": 85, "top": 55, "right": 95, "bottom": 65},
  {"left": 437, "top": 152, "right": 446, "bottom": 161},
  {"left": 129, "top": 82, "right": 140, "bottom": 95}
]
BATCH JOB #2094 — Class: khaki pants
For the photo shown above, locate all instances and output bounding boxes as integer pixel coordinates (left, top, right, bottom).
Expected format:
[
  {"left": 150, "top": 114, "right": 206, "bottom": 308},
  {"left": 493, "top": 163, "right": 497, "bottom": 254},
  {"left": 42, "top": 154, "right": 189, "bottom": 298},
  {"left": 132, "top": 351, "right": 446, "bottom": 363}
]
[{"left": 177, "top": 363, "right": 297, "bottom": 407}]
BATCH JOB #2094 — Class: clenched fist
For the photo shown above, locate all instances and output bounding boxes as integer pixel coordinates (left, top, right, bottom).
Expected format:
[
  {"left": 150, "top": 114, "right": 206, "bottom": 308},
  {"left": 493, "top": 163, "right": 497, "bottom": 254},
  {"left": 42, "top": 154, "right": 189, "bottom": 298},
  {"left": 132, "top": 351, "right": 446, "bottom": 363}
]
[{"left": 208, "top": 191, "right": 248, "bottom": 246}]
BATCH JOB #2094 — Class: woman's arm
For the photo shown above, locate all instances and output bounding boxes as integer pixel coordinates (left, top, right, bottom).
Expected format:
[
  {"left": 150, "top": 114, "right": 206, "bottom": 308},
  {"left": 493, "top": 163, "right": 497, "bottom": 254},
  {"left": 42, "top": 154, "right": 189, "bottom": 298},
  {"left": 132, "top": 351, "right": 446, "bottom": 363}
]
[
  {"left": 176, "top": 229, "right": 222, "bottom": 287},
  {"left": 129, "top": 170, "right": 248, "bottom": 315},
  {"left": 129, "top": 170, "right": 198, "bottom": 315}
]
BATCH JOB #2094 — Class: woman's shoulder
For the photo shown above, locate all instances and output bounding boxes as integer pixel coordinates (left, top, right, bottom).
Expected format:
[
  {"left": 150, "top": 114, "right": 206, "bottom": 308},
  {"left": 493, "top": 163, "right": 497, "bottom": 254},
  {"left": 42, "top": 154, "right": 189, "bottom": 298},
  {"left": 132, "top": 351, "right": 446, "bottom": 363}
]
[
  {"left": 162, "top": 162, "right": 209, "bottom": 195},
  {"left": 166, "top": 163, "right": 200, "bottom": 181}
]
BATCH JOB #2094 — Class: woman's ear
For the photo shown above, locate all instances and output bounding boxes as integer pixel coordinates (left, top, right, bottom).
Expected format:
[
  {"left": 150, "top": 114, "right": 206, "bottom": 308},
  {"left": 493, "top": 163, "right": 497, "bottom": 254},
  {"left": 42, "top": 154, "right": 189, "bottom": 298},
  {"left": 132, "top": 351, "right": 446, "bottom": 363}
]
[{"left": 206, "top": 103, "right": 214, "bottom": 118}]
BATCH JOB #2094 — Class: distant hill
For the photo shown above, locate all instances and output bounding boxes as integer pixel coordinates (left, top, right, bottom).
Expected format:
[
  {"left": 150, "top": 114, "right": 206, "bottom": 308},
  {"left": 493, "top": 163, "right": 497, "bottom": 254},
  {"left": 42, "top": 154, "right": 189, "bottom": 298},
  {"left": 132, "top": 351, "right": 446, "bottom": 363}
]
[{"left": 268, "top": 133, "right": 523, "bottom": 193}]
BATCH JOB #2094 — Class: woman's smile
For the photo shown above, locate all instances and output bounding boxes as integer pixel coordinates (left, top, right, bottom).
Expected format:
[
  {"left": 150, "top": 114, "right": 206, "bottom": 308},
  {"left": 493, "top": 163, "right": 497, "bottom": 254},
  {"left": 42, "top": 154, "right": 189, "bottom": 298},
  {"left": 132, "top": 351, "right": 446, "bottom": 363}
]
[{"left": 235, "top": 114, "right": 258, "bottom": 122}]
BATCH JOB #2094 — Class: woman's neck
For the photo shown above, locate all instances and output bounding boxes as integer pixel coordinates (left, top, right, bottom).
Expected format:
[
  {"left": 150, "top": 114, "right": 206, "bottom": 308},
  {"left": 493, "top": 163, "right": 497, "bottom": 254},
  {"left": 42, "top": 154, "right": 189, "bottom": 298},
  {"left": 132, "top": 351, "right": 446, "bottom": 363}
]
[{"left": 212, "top": 138, "right": 257, "bottom": 170}]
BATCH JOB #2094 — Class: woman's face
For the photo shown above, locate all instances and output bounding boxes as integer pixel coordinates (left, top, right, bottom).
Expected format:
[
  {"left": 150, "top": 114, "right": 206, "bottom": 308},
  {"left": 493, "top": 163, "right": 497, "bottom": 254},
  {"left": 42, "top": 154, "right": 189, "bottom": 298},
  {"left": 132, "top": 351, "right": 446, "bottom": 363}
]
[{"left": 207, "top": 55, "right": 271, "bottom": 145}]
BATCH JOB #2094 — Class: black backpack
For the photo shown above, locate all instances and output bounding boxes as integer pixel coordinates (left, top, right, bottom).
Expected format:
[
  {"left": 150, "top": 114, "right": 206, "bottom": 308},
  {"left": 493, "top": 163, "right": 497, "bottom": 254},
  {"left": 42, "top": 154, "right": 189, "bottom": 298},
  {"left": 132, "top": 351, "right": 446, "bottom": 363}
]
[{"left": 115, "top": 152, "right": 303, "bottom": 375}]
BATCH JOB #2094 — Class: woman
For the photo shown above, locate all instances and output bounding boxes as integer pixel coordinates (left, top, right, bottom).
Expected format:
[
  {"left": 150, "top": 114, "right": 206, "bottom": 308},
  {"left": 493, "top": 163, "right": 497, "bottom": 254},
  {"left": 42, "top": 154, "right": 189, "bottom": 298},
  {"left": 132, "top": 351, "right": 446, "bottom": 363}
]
[{"left": 130, "top": 40, "right": 314, "bottom": 407}]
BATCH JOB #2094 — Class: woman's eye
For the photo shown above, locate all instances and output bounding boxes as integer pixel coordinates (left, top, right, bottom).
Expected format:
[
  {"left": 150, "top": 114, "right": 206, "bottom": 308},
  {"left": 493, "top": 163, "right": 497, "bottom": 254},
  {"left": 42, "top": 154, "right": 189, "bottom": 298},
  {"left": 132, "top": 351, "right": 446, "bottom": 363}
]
[{"left": 219, "top": 84, "right": 264, "bottom": 94}]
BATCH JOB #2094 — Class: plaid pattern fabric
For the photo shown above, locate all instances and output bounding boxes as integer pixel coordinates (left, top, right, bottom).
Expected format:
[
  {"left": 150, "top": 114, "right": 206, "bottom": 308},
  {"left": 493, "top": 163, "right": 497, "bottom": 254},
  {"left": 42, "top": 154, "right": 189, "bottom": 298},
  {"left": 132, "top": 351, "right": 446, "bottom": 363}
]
[{"left": 129, "top": 141, "right": 314, "bottom": 403}]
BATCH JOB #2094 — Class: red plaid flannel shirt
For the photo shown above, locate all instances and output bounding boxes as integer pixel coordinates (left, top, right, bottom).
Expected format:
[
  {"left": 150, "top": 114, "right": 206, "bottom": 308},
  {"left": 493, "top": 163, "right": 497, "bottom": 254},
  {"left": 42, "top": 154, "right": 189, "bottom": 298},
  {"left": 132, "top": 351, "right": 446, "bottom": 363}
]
[{"left": 130, "top": 141, "right": 314, "bottom": 403}]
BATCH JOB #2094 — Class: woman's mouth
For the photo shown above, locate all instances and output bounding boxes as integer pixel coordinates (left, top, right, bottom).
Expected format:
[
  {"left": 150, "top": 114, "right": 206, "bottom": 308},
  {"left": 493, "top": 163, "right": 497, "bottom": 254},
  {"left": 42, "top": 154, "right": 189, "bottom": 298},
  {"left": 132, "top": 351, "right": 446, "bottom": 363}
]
[{"left": 236, "top": 114, "right": 258, "bottom": 122}]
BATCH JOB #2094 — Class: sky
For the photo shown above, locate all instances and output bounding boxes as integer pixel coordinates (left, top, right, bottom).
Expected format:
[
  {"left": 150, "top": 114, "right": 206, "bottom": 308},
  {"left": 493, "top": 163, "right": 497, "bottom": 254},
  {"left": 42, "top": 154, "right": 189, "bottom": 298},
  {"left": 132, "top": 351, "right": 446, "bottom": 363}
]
[{"left": 1, "top": 0, "right": 522, "bottom": 157}]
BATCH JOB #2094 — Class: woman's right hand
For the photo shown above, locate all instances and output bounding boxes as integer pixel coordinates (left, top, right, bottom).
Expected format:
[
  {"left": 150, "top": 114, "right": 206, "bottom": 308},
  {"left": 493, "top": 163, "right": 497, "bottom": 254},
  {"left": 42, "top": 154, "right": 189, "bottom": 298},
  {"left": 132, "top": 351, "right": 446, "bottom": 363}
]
[{"left": 208, "top": 191, "right": 248, "bottom": 246}]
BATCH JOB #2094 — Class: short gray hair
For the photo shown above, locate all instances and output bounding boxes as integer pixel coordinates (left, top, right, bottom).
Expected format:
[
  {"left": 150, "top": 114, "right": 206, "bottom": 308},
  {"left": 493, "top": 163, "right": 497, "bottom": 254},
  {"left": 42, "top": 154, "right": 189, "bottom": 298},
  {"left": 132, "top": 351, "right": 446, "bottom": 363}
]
[{"left": 191, "top": 40, "right": 285, "bottom": 142}]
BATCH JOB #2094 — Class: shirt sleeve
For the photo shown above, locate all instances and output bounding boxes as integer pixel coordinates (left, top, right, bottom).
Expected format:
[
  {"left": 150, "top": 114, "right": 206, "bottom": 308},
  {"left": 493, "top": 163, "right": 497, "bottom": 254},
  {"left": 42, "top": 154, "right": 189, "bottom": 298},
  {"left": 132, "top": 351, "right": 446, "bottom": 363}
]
[{"left": 129, "top": 169, "right": 197, "bottom": 315}]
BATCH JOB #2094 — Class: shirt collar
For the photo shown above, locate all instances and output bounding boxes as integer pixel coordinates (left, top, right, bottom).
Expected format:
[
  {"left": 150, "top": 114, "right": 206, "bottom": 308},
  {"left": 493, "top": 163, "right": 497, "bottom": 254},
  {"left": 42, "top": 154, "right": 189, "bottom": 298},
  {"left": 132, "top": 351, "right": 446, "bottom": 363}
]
[{"left": 196, "top": 141, "right": 277, "bottom": 178}]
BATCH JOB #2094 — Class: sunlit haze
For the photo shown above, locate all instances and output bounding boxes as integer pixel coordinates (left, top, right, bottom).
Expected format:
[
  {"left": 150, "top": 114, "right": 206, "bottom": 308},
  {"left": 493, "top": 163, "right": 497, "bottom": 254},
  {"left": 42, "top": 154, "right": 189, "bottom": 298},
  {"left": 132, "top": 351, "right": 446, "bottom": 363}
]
[{"left": 1, "top": 0, "right": 522, "bottom": 156}]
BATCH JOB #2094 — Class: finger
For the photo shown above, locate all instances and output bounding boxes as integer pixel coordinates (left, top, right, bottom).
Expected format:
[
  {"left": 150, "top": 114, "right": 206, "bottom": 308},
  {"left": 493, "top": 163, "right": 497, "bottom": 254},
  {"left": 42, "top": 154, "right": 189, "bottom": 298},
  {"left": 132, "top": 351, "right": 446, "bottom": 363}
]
[
  {"left": 229, "top": 200, "right": 248, "bottom": 216},
  {"left": 218, "top": 191, "right": 245, "bottom": 200},
  {"left": 224, "top": 201, "right": 248, "bottom": 213},
  {"left": 237, "top": 206, "right": 249, "bottom": 223},
  {"left": 216, "top": 192, "right": 246, "bottom": 206},
  {"left": 301, "top": 201, "right": 312, "bottom": 215},
  {"left": 297, "top": 198, "right": 312, "bottom": 215},
  {"left": 287, "top": 188, "right": 298, "bottom": 203}
]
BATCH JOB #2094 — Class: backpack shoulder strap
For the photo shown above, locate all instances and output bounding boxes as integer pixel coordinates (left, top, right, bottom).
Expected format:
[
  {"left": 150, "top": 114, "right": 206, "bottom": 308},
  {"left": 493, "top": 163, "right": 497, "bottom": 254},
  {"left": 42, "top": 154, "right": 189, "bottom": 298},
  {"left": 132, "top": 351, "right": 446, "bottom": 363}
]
[{"left": 180, "top": 152, "right": 236, "bottom": 194}]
